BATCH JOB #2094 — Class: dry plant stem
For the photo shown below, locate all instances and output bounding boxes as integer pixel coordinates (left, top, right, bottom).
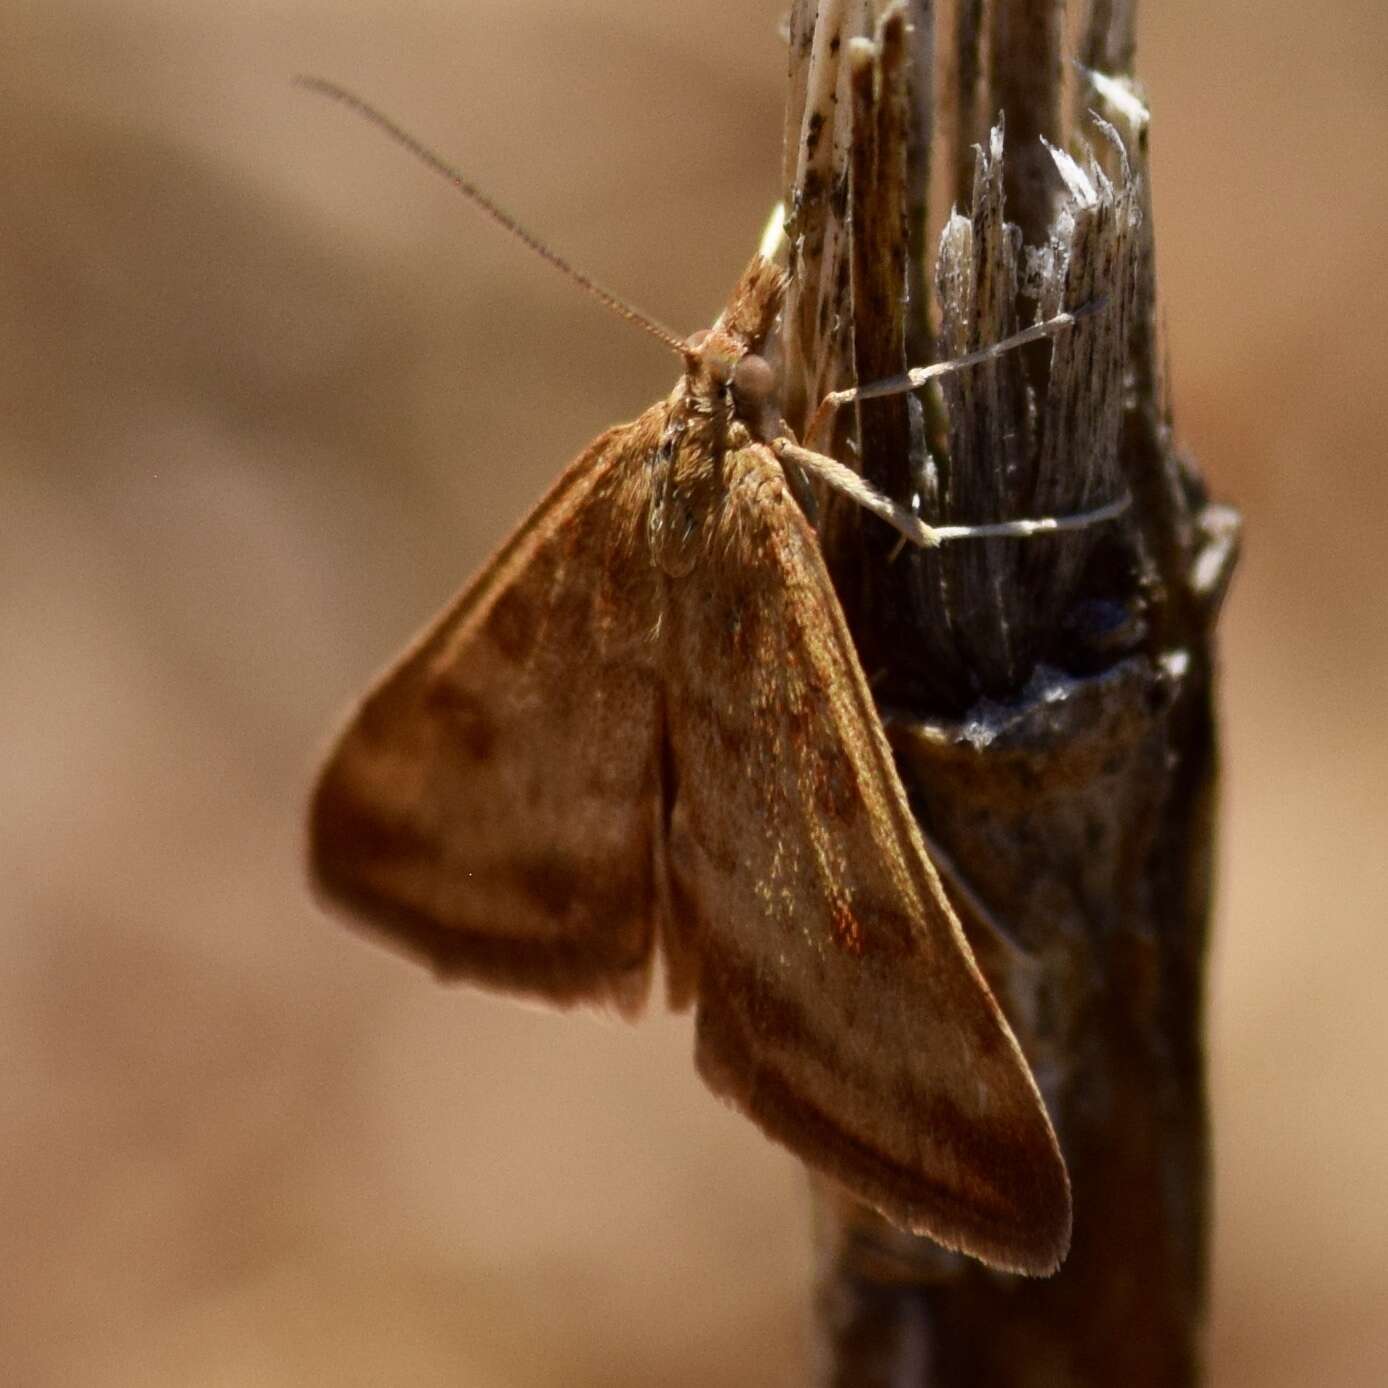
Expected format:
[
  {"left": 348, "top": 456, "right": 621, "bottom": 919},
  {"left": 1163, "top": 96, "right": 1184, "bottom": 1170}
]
[
  {"left": 784, "top": 1, "right": 1238, "bottom": 1383},
  {"left": 901, "top": 0, "right": 936, "bottom": 366},
  {"left": 950, "top": 0, "right": 985, "bottom": 207},
  {"left": 987, "top": 0, "right": 1063, "bottom": 253}
]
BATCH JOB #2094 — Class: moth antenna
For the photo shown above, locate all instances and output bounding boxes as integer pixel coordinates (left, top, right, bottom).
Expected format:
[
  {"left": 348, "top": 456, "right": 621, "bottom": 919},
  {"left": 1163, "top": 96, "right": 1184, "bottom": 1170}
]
[
  {"left": 769, "top": 436, "right": 1130, "bottom": 549},
  {"left": 296, "top": 76, "right": 690, "bottom": 360},
  {"left": 805, "top": 300, "right": 1106, "bottom": 451}
]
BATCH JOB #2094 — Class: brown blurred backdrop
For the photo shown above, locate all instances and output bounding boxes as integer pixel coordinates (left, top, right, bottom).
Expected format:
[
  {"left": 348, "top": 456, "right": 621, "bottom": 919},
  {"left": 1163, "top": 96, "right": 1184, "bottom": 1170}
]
[{"left": 2, "top": 2, "right": 1384, "bottom": 1384}]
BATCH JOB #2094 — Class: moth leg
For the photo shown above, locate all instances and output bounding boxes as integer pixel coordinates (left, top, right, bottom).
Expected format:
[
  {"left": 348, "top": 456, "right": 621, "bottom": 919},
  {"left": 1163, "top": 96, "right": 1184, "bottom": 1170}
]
[
  {"left": 768, "top": 437, "right": 935, "bottom": 548},
  {"left": 803, "top": 301, "right": 1105, "bottom": 453},
  {"left": 768, "top": 436, "right": 1130, "bottom": 549}
]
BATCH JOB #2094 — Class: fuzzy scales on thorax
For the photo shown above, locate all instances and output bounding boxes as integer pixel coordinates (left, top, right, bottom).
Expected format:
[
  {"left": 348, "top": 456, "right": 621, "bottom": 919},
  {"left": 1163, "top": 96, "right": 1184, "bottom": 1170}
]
[{"left": 648, "top": 257, "right": 787, "bottom": 577}]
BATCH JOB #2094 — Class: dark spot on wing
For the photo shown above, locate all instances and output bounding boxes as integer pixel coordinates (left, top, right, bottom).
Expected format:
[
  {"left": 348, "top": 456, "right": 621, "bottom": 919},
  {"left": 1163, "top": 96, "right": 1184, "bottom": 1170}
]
[
  {"left": 312, "top": 767, "right": 436, "bottom": 881},
  {"left": 969, "top": 1003, "right": 1009, "bottom": 1063},
  {"left": 812, "top": 740, "right": 860, "bottom": 821},
  {"left": 485, "top": 586, "right": 534, "bottom": 661},
  {"left": 516, "top": 854, "right": 580, "bottom": 919},
  {"left": 511, "top": 854, "right": 649, "bottom": 937},
  {"left": 855, "top": 898, "right": 919, "bottom": 958},
  {"left": 697, "top": 946, "right": 841, "bottom": 1074},
  {"left": 426, "top": 682, "right": 497, "bottom": 761},
  {"left": 830, "top": 898, "right": 865, "bottom": 955},
  {"left": 917, "top": 1089, "right": 1032, "bottom": 1192},
  {"left": 827, "top": 890, "right": 917, "bottom": 960},
  {"left": 781, "top": 691, "right": 813, "bottom": 744}
]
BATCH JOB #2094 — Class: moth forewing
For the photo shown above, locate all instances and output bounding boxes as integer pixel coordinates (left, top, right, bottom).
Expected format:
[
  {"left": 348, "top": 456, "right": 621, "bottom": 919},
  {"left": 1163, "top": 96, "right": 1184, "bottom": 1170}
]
[
  {"left": 309, "top": 414, "right": 668, "bottom": 1017},
  {"left": 659, "top": 439, "right": 1069, "bottom": 1275},
  {"left": 310, "top": 252, "right": 1072, "bottom": 1274}
]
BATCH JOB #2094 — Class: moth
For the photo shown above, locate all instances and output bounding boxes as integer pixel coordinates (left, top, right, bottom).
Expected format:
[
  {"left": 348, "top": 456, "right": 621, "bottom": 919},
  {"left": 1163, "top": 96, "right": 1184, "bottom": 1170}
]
[{"left": 303, "top": 79, "right": 1118, "bottom": 1277}]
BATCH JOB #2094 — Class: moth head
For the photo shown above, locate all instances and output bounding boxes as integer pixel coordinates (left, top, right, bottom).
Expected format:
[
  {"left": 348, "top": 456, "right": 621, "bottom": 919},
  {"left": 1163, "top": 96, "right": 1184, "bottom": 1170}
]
[
  {"left": 681, "top": 331, "right": 780, "bottom": 442},
  {"left": 671, "top": 253, "right": 784, "bottom": 431}
]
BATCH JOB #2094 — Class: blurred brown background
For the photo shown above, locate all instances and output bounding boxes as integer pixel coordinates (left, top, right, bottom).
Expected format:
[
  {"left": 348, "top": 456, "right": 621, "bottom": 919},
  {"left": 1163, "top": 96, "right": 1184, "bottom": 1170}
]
[{"left": 3, "top": 2, "right": 1384, "bottom": 1384}]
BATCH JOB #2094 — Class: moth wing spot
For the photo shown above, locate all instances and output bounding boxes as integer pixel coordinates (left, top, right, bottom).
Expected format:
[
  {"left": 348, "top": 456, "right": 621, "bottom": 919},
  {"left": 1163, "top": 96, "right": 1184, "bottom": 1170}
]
[
  {"left": 812, "top": 742, "right": 861, "bottom": 822},
  {"left": 830, "top": 896, "right": 866, "bottom": 956},
  {"left": 484, "top": 587, "right": 535, "bottom": 661},
  {"left": 426, "top": 681, "right": 498, "bottom": 762}
]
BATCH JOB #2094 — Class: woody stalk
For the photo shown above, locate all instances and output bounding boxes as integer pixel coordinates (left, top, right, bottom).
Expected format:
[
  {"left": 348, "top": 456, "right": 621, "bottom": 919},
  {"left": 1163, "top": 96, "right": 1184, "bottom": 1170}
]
[{"left": 779, "top": 2, "right": 1238, "bottom": 1383}]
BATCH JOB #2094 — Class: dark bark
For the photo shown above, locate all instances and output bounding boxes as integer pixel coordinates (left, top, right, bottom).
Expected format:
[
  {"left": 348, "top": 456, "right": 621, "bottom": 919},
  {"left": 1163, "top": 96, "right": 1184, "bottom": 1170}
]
[{"left": 781, "top": 2, "right": 1239, "bottom": 1383}]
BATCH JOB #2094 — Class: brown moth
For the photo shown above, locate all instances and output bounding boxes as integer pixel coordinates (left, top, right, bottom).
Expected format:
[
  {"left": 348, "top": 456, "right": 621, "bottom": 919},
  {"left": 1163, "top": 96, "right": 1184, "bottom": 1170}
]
[{"left": 304, "top": 81, "right": 1086, "bottom": 1276}]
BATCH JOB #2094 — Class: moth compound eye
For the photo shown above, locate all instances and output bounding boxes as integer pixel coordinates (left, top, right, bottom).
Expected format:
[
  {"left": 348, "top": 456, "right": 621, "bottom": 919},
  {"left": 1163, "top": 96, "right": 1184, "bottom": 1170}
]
[
  {"left": 732, "top": 353, "right": 777, "bottom": 414},
  {"left": 702, "top": 349, "right": 736, "bottom": 388}
]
